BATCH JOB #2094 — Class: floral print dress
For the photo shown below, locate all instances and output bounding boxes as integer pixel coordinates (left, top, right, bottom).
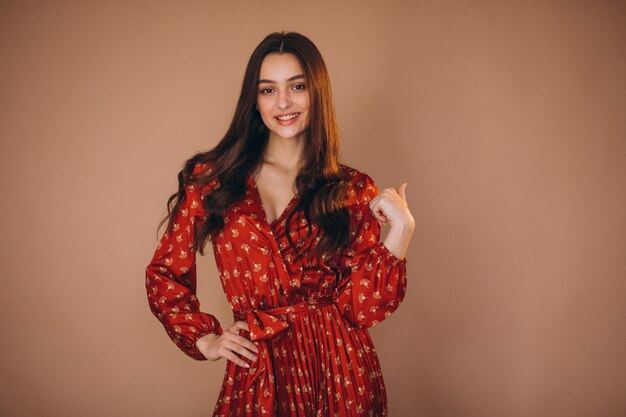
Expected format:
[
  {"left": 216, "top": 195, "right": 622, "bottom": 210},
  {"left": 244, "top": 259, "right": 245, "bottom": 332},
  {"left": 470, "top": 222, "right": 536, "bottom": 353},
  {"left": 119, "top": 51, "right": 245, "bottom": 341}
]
[{"left": 145, "top": 162, "right": 408, "bottom": 417}]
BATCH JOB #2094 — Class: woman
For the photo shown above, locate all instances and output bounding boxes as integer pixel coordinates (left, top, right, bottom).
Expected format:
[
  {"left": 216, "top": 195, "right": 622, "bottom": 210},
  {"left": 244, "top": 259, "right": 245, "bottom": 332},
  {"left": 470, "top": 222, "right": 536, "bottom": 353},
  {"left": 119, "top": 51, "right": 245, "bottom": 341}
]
[{"left": 145, "top": 31, "right": 415, "bottom": 417}]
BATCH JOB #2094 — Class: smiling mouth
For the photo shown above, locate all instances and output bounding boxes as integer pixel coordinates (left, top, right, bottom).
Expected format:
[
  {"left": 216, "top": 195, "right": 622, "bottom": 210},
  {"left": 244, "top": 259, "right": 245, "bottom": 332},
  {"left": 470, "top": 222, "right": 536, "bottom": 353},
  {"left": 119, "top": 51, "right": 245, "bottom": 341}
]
[{"left": 275, "top": 113, "right": 300, "bottom": 121}]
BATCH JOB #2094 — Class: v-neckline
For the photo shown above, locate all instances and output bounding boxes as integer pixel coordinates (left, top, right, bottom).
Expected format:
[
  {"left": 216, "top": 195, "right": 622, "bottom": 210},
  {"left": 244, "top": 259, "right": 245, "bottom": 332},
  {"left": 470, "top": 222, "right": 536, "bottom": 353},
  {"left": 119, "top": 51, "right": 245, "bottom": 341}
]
[{"left": 248, "top": 172, "right": 299, "bottom": 228}]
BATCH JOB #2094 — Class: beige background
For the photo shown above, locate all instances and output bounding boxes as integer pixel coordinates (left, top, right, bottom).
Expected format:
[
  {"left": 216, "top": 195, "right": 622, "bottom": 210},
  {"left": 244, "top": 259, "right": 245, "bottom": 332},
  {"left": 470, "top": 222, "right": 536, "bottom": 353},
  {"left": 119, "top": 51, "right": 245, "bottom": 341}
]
[{"left": 1, "top": 1, "right": 625, "bottom": 416}]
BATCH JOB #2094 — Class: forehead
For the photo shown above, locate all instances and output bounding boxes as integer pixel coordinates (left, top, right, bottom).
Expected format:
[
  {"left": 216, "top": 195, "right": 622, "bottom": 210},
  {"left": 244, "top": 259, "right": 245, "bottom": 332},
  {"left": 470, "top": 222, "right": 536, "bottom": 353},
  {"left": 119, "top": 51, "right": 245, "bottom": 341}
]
[{"left": 259, "top": 53, "right": 304, "bottom": 81}]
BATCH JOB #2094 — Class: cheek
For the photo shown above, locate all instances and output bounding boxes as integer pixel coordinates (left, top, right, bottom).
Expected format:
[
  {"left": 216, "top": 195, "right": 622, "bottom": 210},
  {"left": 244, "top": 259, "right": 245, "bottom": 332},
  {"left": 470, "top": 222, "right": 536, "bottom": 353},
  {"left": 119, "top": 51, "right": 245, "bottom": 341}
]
[
  {"left": 257, "top": 100, "right": 272, "bottom": 119},
  {"left": 301, "top": 95, "right": 311, "bottom": 110}
]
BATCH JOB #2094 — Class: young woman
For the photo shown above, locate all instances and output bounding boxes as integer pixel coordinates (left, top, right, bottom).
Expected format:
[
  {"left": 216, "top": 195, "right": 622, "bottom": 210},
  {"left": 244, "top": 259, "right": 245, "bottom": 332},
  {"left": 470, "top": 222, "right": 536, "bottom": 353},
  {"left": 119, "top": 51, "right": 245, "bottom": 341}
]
[{"left": 145, "top": 31, "right": 415, "bottom": 417}]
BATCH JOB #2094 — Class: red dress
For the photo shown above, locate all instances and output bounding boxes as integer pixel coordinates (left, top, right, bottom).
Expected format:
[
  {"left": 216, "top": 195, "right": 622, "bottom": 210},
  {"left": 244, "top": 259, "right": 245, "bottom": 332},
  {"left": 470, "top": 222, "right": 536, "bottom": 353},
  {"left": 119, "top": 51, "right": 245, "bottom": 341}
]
[{"left": 145, "top": 162, "right": 408, "bottom": 416}]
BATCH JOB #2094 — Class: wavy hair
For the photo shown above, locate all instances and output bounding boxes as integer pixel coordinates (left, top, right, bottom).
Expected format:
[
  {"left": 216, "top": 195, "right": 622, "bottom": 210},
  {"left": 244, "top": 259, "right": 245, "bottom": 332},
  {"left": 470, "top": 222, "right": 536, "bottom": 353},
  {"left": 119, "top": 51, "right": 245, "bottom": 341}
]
[{"left": 158, "top": 31, "right": 351, "bottom": 264}]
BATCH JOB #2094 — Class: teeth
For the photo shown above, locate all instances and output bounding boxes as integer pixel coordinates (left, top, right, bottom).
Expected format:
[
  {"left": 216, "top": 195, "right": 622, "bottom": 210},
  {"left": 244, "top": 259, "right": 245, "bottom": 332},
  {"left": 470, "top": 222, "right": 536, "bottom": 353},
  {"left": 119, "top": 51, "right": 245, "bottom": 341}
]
[{"left": 277, "top": 113, "right": 299, "bottom": 121}]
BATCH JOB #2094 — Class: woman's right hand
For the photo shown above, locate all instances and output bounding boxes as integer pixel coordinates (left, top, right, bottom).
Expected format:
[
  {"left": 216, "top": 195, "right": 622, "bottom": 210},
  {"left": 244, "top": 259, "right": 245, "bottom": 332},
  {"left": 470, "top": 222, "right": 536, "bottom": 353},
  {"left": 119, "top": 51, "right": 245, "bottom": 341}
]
[{"left": 195, "top": 321, "right": 259, "bottom": 367}]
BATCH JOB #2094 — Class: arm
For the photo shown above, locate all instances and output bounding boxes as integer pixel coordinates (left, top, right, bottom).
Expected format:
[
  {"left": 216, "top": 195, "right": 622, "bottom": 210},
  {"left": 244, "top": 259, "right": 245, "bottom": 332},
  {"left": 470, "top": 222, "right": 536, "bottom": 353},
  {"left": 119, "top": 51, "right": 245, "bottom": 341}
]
[
  {"left": 334, "top": 173, "right": 409, "bottom": 329},
  {"left": 144, "top": 163, "right": 223, "bottom": 360}
]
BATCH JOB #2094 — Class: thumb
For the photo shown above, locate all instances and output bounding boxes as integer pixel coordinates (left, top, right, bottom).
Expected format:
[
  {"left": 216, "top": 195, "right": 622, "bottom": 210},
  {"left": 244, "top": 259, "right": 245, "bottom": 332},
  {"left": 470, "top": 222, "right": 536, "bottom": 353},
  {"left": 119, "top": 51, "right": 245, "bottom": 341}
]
[{"left": 398, "top": 182, "right": 408, "bottom": 201}]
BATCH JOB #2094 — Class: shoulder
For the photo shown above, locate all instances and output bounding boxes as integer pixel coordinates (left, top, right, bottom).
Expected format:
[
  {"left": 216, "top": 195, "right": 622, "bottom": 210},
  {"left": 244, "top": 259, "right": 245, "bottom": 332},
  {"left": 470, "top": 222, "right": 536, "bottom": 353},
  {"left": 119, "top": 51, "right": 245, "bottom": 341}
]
[
  {"left": 190, "top": 161, "right": 215, "bottom": 177},
  {"left": 339, "top": 163, "right": 379, "bottom": 207},
  {"left": 186, "top": 160, "right": 220, "bottom": 195}
]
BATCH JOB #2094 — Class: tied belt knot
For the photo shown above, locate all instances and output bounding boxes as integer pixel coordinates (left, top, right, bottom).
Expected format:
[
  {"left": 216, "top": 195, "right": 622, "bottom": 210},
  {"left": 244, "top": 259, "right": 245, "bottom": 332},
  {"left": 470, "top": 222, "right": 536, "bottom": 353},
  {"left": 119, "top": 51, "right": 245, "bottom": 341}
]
[
  {"left": 232, "top": 296, "right": 336, "bottom": 392},
  {"left": 233, "top": 296, "right": 334, "bottom": 342}
]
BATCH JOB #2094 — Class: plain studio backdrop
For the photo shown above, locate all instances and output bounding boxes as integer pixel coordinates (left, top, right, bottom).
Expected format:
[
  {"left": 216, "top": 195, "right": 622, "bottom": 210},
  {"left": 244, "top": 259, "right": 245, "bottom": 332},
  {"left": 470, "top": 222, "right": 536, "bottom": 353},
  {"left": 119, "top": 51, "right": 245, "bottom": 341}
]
[{"left": 1, "top": 1, "right": 624, "bottom": 416}]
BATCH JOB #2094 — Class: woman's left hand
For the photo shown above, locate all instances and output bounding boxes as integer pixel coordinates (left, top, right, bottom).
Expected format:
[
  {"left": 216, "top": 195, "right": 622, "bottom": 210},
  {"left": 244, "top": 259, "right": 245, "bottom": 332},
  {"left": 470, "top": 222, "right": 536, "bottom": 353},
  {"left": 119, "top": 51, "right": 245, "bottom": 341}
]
[
  {"left": 369, "top": 182, "right": 415, "bottom": 260},
  {"left": 369, "top": 182, "right": 415, "bottom": 232}
]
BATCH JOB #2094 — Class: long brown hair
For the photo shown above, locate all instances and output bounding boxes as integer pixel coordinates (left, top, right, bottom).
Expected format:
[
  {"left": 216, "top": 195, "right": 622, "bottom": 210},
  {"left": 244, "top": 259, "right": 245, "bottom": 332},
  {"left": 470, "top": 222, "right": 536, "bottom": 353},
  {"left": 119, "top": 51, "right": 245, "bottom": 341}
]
[{"left": 158, "top": 31, "right": 351, "bottom": 263}]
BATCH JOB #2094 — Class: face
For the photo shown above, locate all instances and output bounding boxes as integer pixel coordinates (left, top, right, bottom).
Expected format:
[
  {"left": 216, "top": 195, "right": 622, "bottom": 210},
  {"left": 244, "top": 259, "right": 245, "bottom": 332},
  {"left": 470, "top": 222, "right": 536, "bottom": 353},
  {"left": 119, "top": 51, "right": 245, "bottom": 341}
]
[{"left": 257, "top": 53, "right": 310, "bottom": 142}]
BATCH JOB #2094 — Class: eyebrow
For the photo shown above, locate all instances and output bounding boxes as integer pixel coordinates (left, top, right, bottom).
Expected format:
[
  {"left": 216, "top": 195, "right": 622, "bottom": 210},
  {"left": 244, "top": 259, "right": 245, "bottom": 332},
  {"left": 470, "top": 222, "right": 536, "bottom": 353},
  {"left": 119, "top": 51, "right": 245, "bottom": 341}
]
[{"left": 258, "top": 74, "right": 306, "bottom": 84}]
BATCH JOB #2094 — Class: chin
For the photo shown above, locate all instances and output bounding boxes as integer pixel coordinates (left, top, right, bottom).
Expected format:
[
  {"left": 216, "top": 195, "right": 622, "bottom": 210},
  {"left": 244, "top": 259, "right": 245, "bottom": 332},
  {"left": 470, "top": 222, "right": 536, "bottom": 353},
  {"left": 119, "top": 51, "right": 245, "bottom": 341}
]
[
  {"left": 274, "top": 132, "right": 306, "bottom": 141},
  {"left": 270, "top": 126, "right": 307, "bottom": 140}
]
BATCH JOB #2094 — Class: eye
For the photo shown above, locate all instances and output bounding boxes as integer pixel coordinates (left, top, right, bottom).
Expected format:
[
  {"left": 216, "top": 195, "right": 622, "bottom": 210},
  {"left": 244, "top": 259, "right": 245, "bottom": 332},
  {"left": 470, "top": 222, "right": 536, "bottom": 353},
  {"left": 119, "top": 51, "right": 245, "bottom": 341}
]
[
  {"left": 292, "top": 83, "right": 306, "bottom": 91},
  {"left": 259, "top": 88, "right": 274, "bottom": 94}
]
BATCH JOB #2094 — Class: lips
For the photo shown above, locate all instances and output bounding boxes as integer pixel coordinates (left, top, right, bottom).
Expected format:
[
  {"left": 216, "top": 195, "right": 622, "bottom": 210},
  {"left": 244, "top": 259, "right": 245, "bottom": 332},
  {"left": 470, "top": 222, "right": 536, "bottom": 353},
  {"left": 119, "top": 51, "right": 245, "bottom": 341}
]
[{"left": 274, "top": 112, "right": 300, "bottom": 125}]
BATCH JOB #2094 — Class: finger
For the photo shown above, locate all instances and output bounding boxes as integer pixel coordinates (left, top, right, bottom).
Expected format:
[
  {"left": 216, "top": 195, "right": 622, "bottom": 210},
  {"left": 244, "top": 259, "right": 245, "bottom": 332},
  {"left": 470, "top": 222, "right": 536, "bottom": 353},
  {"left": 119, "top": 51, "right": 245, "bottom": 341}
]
[
  {"left": 376, "top": 214, "right": 389, "bottom": 224},
  {"left": 224, "top": 339, "right": 258, "bottom": 362},
  {"left": 369, "top": 188, "right": 392, "bottom": 208},
  {"left": 231, "top": 334, "right": 259, "bottom": 354},
  {"left": 369, "top": 192, "right": 383, "bottom": 206},
  {"left": 234, "top": 320, "right": 251, "bottom": 332},
  {"left": 221, "top": 348, "right": 251, "bottom": 368},
  {"left": 369, "top": 194, "right": 382, "bottom": 210},
  {"left": 227, "top": 321, "right": 249, "bottom": 334},
  {"left": 381, "top": 187, "right": 396, "bottom": 196},
  {"left": 398, "top": 183, "right": 407, "bottom": 201},
  {"left": 368, "top": 198, "right": 384, "bottom": 220},
  {"left": 370, "top": 206, "right": 388, "bottom": 224}
]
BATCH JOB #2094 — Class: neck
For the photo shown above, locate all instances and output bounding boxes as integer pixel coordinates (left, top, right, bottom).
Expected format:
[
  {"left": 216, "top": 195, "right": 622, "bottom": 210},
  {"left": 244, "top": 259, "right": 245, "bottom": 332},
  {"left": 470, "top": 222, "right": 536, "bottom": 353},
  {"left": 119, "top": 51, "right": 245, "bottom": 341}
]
[{"left": 262, "top": 132, "right": 306, "bottom": 170}]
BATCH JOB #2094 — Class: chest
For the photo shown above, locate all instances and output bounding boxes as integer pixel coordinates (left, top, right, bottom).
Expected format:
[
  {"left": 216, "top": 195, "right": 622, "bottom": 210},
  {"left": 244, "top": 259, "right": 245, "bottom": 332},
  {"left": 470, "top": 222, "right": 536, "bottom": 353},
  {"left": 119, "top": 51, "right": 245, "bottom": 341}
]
[{"left": 251, "top": 169, "right": 298, "bottom": 225}]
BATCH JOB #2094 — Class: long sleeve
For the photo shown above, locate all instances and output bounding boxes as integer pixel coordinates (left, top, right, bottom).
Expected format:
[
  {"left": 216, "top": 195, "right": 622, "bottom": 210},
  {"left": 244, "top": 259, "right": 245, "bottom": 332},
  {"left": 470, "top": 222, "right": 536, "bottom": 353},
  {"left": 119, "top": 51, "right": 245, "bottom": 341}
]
[
  {"left": 145, "top": 163, "right": 222, "bottom": 360},
  {"left": 334, "top": 172, "right": 408, "bottom": 329}
]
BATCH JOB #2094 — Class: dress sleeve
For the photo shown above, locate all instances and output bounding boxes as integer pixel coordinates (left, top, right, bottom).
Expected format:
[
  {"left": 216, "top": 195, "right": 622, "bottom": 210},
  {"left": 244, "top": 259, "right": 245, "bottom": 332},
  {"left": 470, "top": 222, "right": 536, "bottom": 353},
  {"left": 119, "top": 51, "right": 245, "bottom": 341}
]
[
  {"left": 144, "top": 163, "right": 223, "bottom": 360},
  {"left": 334, "top": 172, "right": 408, "bottom": 329}
]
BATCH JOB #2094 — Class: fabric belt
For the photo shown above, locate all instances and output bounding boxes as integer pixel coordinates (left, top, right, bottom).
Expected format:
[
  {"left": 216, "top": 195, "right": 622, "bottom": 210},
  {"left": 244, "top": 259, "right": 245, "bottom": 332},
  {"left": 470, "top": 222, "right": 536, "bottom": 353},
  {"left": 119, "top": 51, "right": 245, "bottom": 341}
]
[{"left": 233, "top": 296, "right": 334, "bottom": 342}]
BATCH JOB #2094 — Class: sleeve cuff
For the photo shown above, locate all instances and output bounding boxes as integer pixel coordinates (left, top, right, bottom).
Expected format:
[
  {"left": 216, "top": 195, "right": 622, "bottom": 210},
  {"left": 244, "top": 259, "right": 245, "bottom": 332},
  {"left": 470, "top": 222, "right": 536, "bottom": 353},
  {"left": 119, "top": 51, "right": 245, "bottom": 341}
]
[
  {"left": 374, "top": 240, "right": 408, "bottom": 268},
  {"left": 173, "top": 314, "right": 223, "bottom": 361},
  {"left": 187, "top": 324, "right": 224, "bottom": 361}
]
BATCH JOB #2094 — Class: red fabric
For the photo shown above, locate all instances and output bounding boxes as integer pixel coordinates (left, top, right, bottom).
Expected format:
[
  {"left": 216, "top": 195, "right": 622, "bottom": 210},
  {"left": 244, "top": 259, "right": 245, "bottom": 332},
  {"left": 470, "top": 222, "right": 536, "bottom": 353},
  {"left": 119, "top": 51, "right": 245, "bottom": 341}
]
[{"left": 145, "top": 162, "right": 408, "bottom": 416}]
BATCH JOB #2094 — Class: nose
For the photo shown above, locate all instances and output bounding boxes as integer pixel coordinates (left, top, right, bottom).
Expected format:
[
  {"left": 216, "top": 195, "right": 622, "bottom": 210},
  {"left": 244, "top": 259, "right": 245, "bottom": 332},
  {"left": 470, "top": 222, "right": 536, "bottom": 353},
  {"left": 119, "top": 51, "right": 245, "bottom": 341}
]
[{"left": 276, "top": 90, "right": 291, "bottom": 110}]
